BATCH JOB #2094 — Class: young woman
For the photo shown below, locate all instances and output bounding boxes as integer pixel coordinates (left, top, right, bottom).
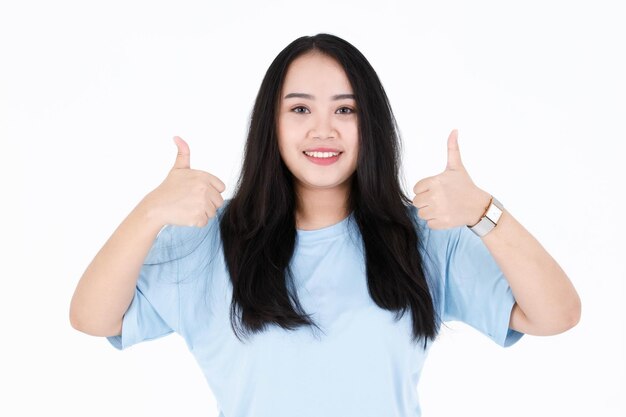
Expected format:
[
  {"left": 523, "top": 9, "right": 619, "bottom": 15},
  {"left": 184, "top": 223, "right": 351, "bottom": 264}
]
[{"left": 70, "top": 33, "right": 581, "bottom": 416}]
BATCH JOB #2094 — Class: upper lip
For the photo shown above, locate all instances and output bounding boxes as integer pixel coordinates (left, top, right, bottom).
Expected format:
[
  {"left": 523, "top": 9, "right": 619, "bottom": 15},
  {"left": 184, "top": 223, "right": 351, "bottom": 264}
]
[{"left": 303, "top": 148, "right": 342, "bottom": 153}]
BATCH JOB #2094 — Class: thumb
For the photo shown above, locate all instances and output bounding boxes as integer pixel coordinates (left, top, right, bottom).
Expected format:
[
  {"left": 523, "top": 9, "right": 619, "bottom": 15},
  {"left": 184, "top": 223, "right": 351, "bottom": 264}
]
[
  {"left": 445, "top": 129, "right": 463, "bottom": 171},
  {"left": 172, "top": 136, "right": 190, "bottom": 169}
]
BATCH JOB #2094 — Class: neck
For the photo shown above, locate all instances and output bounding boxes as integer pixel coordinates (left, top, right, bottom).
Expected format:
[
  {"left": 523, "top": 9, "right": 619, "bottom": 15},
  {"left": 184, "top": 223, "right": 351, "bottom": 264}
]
[{"left": 294, "top": 183, "right": 351, "bottom": 231}]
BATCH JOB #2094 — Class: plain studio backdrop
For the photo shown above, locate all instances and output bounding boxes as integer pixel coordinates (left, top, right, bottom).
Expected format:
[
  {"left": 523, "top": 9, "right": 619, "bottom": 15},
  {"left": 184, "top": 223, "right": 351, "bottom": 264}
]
[{"left": 1, "top": 1, "right": 624, "bottom": 416}]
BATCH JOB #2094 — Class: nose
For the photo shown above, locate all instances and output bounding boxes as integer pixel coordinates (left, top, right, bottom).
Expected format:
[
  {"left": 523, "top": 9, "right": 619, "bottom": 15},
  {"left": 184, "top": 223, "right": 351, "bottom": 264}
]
[{"left": 311, "top": 112, "right": 336, "bottom": 140}]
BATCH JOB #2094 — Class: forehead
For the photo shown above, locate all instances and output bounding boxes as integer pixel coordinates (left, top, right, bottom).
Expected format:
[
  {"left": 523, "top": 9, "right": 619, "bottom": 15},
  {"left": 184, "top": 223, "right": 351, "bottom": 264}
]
[{"left": 281, "top": 51, "right": 353, "bottom": 95}]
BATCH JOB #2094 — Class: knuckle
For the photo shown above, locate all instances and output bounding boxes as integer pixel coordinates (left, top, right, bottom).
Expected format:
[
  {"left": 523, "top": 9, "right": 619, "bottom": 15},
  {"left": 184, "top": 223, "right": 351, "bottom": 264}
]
[{"left": 195, "top": 183, "right": 209, "bottom": 194}]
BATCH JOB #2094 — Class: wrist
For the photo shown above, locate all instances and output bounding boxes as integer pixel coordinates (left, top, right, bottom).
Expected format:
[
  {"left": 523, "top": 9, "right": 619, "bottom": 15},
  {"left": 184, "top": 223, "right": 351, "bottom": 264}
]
[
  {"left": 467, "top": 194, "right": 504, "bottom": 237},
  {"left": 468, "top": 190, "right": 492, "bottom": 227},
  {"left": 135, "top": 194, "right": 167, "bottom": 231}
]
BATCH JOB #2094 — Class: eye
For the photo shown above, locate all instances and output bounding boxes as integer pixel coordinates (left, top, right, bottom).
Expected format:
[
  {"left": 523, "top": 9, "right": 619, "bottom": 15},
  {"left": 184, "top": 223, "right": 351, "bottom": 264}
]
[
  {"left": 336, "top": 107, "right": 355, "bottom": 115},
  {"left": 292, "top": 106, "right": 310, "bottom": 114}
]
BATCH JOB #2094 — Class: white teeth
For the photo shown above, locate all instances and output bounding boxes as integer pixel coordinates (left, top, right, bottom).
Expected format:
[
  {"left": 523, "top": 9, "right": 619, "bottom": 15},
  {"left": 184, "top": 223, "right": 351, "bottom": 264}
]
[{"left": 304, "top": 151, "right": 340, "bottom": 158}]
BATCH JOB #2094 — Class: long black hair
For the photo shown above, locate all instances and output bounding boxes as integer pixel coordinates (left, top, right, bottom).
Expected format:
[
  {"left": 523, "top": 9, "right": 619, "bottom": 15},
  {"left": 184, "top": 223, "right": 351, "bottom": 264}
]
[{"left": 219, "top": 33, "right": 441, "bottom": 348}]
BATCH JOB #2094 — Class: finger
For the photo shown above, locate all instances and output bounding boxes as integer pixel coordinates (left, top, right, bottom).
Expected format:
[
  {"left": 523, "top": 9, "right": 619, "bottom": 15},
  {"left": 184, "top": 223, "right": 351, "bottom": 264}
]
[
  {"left": 207, "top": 186, "right": 225, "bottom": 209},
  {"left": 203, "top": 205, "right": 217, "bottom": 223},
  {"left": 197, "top": 171, "right": 226, "bottom": 193},
  {"left": 172, "top": 136, "right": 191, "bottom": 170},
  {"left": 426, "top": 218, "right": 444, "bottom": 230},
  {"left": 416, "top": 205, "right": 434, "bottom": 221},
  {"left": 210, "top": 175, "right": 226, "bottom": 193},
  {"left": 413, "top": 176, "right": 434, "bottom": 195},
  {"left": 412, "top": 193, "right": 429, "bottom": 209},
  {"left": 445, "top": 129, "right": 463, "bottom": 171}
]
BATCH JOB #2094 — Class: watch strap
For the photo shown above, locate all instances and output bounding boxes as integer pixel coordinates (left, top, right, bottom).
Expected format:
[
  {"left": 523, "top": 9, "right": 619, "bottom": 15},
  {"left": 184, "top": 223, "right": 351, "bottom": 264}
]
[{"left": 467, "top": 195, "right": 504, "bottom": 237}]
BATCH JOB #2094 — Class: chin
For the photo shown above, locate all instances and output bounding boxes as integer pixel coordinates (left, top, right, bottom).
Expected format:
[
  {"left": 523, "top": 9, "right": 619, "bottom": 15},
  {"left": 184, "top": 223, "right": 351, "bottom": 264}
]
[{"left": 300, "top": 178, "right": 351, "bottom": 190}]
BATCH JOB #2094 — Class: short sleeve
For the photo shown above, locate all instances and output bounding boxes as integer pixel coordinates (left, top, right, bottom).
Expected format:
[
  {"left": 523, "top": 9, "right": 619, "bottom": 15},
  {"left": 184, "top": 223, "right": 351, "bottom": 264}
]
[
  {"left": 440, "top": 224, "right": 524, "bottom": 347},
  {"left": 107, "top": 223, "right": 210, "bottom": 350},
  {"left": 410, "top": 204, "right": 524, "bottom": 348}
]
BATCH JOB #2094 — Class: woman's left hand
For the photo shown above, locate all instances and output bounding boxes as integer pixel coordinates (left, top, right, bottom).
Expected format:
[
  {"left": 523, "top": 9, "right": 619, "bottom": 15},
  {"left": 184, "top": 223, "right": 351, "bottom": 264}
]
[{"left": 412, "top": 129, "right": 492, "bottom": 230}]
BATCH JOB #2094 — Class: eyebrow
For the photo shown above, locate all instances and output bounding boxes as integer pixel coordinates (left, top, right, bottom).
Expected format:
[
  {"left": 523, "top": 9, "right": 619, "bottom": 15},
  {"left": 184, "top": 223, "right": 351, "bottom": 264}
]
[{"left": 283, "top": 93, "right": 356, "bottom": 100}]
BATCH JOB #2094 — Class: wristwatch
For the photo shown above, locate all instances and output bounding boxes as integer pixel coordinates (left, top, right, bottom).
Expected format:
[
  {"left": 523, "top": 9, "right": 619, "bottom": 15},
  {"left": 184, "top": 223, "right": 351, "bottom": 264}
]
[{"left": 467, "top": 195, "right": 504, "bottom": 237}]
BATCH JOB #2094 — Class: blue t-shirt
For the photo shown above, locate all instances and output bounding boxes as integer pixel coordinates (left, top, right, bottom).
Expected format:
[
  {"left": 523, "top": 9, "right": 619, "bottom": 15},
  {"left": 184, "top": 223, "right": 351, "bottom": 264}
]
[{"left": 107, "top": 200, "right": 523, "bottom": 417}]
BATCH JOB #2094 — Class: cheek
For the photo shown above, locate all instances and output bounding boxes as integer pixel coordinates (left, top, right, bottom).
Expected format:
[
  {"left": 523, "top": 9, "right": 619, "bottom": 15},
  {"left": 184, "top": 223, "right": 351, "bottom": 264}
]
[
  {"left": 278, "top": 122, "right": 303, "bottom": 148},
  {"left": 348, "top": 136, "right": 360, "bottom": 166},
  {"left": 346, "top": 125, "right": 359, "bottom": 151},
  {"left": 340, "top": 119, "right": 359, "bottom": 140},
  {"left": 276, "top": 135, "right": 298, "bottom": 166},
  {"left": 276, "top": 123, "right": 290, "bottom": 156}
]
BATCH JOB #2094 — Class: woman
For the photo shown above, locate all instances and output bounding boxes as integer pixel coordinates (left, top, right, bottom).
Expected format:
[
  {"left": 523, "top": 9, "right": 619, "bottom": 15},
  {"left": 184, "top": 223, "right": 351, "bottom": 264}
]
[{"left": 70, "top": 33, "right": 581, "bottom": 416}]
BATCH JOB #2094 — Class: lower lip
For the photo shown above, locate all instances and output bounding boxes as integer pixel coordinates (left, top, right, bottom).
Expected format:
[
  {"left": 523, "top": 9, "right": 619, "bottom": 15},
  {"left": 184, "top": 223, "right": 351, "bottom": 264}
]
[{"left": 303, "top": 152, "right": 342, "bottom": 165}]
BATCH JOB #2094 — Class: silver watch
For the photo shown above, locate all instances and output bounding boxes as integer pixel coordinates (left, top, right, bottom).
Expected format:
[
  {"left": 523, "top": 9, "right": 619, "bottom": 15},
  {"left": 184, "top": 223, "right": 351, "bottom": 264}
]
[{"left": 467, "top": 196, "right": 504, "bottom": 237}]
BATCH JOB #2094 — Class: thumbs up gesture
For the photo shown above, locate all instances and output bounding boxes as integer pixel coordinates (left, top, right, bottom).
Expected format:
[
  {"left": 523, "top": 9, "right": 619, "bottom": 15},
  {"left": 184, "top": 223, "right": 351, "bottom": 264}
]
[
  {"left": 412, "top": 129, "right": 492, "bottom": 230},
  {"left": 141, "top": 136, "right": 226, "bottom": 228}
]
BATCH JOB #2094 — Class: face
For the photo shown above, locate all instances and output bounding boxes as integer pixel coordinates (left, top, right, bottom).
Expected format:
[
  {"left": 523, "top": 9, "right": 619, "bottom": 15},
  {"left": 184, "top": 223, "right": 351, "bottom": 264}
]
[{"left": 277, "top": 51, "right": 359, "bottom": 196}]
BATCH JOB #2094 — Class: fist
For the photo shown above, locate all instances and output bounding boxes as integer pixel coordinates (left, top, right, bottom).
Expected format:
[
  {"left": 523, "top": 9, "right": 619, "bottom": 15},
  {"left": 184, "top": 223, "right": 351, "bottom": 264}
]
[
  {"left": 412, "top": 129, "right": 491, "bottom": 230},
  {"left": 142, "top": 136, "right": 226, "bottom": 228}
]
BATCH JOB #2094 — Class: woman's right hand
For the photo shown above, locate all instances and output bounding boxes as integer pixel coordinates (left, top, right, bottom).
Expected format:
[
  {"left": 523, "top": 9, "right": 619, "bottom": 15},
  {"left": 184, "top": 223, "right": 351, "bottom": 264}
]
[{"left": 141, "top": 136, "right": 226, "bottom": 228}]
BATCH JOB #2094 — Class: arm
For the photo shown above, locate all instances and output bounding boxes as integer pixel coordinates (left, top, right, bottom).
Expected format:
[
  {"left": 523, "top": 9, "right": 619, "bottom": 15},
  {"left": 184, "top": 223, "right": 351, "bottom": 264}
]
[
  {"left": 412, "top": 130, "right": 581, "bottom": 337},
  {"left": 71, "top": 135, "right": 225, "bottom": 339},
  {"left": 69, "top": 196, "right": 165, "bottom": 337},
  {"left": 472, "top": 190, "right": 582, "bottom": 336}
]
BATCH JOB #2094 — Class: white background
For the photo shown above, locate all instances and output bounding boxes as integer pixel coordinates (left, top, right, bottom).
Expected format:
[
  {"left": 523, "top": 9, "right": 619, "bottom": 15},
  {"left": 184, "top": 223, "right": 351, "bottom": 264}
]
[{"left": 1, "top": 1, "right": 624, "bottom": 416}]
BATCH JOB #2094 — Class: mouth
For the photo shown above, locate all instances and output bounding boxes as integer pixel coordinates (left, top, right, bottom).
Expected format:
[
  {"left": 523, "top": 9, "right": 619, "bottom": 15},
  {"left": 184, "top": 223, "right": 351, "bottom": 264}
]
[{"left": 302, "top": 150, "right": 343, "bottom": 166}]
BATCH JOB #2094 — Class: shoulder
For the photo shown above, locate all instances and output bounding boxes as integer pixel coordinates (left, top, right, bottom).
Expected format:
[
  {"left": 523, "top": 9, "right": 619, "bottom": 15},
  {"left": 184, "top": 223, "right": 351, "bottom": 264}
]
[{"left": 143, "top": 199, "right": 230, "bottom": 264}]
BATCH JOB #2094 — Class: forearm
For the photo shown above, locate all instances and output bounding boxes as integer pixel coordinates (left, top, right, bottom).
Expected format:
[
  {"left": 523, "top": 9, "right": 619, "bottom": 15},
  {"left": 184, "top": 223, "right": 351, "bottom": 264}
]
[
  {"left": 476, "top": 196, "right": 581, "bottom": 334},
  {"left": 69, "top": 196, "right": 165, "bottom": 336}
]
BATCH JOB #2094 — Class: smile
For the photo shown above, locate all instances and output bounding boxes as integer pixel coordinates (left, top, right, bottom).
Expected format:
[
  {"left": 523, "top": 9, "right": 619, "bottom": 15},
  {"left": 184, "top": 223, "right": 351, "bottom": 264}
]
[
  {"left": 302, "top": 151, "right": 342, "bottom": 166},
  {"left": 303, "top": 150, "right": 340, "bottom": 158}
]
